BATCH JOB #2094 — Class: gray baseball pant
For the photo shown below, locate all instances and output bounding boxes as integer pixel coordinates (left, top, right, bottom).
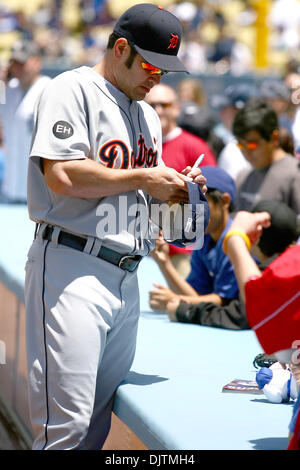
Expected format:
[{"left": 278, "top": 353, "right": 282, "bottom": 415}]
[{"left": 24, "top": 224, "right": 140, "bottom": 450}]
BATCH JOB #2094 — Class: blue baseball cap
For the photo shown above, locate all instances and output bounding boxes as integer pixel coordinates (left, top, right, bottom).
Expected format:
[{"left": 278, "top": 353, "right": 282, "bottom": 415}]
[
  {"left": 256, "top": 367, "right": 273, "bottom": 389},
  {"left": 211, "top": 83, "right": 259, "bottom": 111},
  {"left": 260, "top": 80, "right": 290, "bottom": 101},
  {"left": 201, "top": 166, "right": 236, "bottom": 204}
]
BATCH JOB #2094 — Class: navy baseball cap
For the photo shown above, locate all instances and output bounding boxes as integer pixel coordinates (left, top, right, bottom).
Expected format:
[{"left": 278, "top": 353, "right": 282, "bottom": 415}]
[
  {"left": 200, "top": 166, "right": 236, "bottom": 204},
  {"left": 169, "top": 181, "right": 210, "bottom": 248},
  {"left": 113, "top": 3, "right": 188, "bottom": 73},
  {"left": 150, "top": 181, "right": 210, "bottom": 249}
]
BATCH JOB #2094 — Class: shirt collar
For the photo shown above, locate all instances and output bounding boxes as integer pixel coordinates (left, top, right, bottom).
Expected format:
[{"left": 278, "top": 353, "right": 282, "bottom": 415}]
[{"left": 162, "top": 127, "right": 182, "bottom": 143}]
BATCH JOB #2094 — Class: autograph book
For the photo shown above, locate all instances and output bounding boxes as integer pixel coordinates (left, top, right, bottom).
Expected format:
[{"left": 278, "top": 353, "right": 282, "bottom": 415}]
[{"left": 222, "top": 378, "right": 263, "bottom": 394}]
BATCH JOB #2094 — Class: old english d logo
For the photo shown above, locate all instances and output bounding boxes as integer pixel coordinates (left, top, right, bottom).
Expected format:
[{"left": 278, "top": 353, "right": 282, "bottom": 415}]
[
  {"left": 99, "top": 140, "right": 130, "bottom": 169},
  {"left": 167, "top": 34, "right": 179, "bottom": 50}
]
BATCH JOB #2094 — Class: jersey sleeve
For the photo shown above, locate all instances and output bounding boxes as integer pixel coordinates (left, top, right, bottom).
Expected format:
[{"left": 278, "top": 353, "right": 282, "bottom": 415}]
[{"left": 30, "top": 71, "right": 91, "bottom": 161}]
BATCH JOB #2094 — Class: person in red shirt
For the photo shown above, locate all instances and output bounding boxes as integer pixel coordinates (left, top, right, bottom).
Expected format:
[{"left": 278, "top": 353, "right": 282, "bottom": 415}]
[
  {"left": 223, "top": 209, "right": 300, "bottom": 450},
  {"left": 145, "top": 82, "right": 217, "bottom": 171},
  {"left": 145, "top": 82, "right": 217, "bottom": 275}
]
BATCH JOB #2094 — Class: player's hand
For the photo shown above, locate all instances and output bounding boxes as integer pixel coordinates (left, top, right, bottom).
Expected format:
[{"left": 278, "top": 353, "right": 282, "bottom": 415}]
[
  {"left": 181, "top": 166, "right": 207, "bottom": 194},
  {"left": 143, "top": 166, "right": 190, "bottom": 203},
  {"left": 230, "top": 211, "right": 271, "bottom": 245},
  {"left": 149, "top": 283, "right": 178, "bottom": 312},
  {"left": 150, "top": 231, "right": 170, "bottom": 264}
]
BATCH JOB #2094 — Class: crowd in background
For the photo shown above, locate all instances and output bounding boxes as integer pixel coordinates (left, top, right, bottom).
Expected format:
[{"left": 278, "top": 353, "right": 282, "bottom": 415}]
[{"left": 1, "top": 0, "right": 300, "bottom": 74}]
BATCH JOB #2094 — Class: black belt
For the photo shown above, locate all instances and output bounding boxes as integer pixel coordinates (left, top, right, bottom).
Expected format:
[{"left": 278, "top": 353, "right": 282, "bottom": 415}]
[{"left": 42, "top": 226, "right": 142, "bottom": 273}]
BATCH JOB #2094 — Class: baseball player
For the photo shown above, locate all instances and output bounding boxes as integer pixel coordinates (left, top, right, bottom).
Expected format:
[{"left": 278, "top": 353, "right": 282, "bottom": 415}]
[{"left": 25, "top": 4, "right": 207, "bottom": 450}]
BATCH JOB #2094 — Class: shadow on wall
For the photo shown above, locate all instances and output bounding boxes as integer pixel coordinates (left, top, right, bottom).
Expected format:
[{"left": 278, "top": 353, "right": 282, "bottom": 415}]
[
  {"left": 249, "top": 437, "right": 289, "bottom": 450},
  {"left": 122, "top": 371, "right": 169, "bottom": 387}
]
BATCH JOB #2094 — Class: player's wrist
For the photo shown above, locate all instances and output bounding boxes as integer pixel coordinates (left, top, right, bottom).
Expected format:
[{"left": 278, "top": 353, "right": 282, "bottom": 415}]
[{"left": 130, "top": 167, "right": 150, "bottom": 191}]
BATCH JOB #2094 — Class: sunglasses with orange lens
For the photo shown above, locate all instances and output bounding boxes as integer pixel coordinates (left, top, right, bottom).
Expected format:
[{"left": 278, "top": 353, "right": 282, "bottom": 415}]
[
  {"left": 237, "top": 141, "right": 259, "bottom": 150},
  {"left": 141, "top": 62, "right": 168, "bottom": 76}
]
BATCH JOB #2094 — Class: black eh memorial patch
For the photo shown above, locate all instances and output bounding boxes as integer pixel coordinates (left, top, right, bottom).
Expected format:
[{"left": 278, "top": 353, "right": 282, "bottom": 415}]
[{"left": 53, "top": 121, "right": 74, "bottom": 139}]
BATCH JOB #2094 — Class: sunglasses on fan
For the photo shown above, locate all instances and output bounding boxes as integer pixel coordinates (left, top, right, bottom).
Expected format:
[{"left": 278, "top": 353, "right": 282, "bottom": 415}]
[{"left": 237, "top": 141, "right": 259, "bottom": 150}]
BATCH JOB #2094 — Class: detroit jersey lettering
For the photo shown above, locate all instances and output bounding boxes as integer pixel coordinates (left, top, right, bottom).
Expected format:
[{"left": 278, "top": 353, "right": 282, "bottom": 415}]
[
  {"left": 98, "top": 134, "right": 158, "bottom": 169},
  {"left": 28, "top": 66, "right": 163, "bottom": 249},
  {"left": 30, "top": 66, "right": 162, "bottom": 169}
]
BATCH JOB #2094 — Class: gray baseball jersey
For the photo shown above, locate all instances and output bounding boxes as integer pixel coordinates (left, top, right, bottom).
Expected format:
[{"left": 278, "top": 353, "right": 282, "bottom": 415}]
[
  {"left": 25, "top": 64, "right": 207, "bottom": 449},
  {"left": 28, "top": 66, "right": 163, "bottom": 255},
  {"left": 25, "top": 66, "right": 164, "bottom": 450}
]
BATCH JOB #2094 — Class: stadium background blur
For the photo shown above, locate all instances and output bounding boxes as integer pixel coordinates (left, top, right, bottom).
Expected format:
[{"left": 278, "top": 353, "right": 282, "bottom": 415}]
[{"left": 1, "top": 0, "right": 300, "bottom": 81}]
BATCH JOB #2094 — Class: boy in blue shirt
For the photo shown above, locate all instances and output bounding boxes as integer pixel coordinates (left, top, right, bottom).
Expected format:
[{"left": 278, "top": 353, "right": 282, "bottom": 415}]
[{"left": 150, "top": 166, "right": 239, "bottom": 311}]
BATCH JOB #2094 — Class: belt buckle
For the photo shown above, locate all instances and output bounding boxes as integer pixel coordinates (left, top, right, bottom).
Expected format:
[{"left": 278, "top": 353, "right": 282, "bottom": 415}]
[{"left": 118, "top": 255, "right": 140, "bottom": 272}]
